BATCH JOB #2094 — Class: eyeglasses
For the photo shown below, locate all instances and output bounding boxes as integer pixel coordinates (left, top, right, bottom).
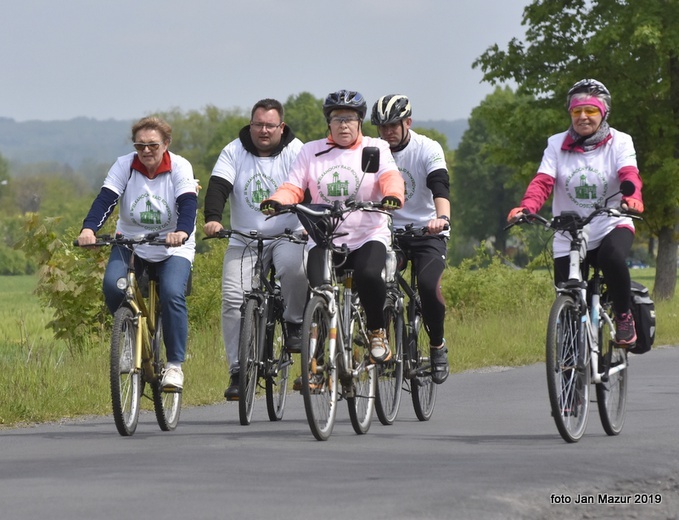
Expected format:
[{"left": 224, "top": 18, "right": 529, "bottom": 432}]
[
  {"left": 133, "top": 142, "right": 162, "bottom": 151},
  {"left": 569, "top": 106, "right": 600, "bottom": 117},
  {"left": 329, "top": 116, "right": 361, "bottom": 125},
  {"left": 250, "top": 122, "right": 282, "bottom": 130}
]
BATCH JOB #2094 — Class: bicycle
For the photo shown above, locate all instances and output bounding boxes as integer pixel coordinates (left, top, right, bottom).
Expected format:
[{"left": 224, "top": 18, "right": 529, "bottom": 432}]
[
  {"left": 206, "top": 229, "right": 307, "bottom": 425},
  {"left": 76, "top": 233, "right": 182, "bottom": 436},
  {"left": 276, "top": 200, "right": 389, "bottom": 440},
  {"left": 506, "top": 180, "right": 640, "bottom": 442},
  {"left": 375, "top": 225, "right": 442, "bottom": 424}
]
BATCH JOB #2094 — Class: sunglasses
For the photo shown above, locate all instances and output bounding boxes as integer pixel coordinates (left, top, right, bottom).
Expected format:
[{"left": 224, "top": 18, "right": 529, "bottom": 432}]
[
  {"left": 569, "top": 106, "right": 600, "bottom": 117},
  {"left": 133, "top": 142, "right": 162, "bottom": 151}
]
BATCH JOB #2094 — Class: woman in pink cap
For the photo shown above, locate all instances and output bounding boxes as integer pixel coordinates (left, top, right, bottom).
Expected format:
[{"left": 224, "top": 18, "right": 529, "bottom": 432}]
[{"left": 507, "top": 79, "right": 644, "bottom": 346}]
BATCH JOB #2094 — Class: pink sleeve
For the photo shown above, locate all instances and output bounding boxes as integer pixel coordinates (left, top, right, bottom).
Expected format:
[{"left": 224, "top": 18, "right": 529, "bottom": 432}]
[
  {"left": 619, "top": 165, "right": 643, "bottom": 202},
  {"left": 520, "top": 173, "right": 555, "bottom": 213}
]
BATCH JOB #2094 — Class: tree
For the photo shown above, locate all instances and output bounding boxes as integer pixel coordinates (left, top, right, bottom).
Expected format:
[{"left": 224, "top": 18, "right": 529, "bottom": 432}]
[
  {"left": 454, "top": 88, "right": 532, "bottom": 254},
  {"left": 283, "top": 92, "right": 328, "bottom": 142},
  {"left": 474, "top": 0, "right": 679, "bottom": 300}
]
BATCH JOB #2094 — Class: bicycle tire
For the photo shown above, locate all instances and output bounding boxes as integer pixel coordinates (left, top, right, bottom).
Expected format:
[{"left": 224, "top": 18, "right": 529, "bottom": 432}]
[
  {"left": 596, "top": 302, "right": 627, "bottom": 435},
  {"left": 546, "top": 294, "right": 590, "bottom": 443},
  {"left": 239, "top": 298, "right": 261, "bottom": 426},
  {"left": 347, "top": 300, "right": 376, "bottom": 434},
  {"left": 110, "top": 306, "right": 142, "bottom": 437},
  {"left": 152, "top": 315, "right": 182, "bottom": 431},
  {"left": 301, "top": 295, "right": 338, "bottom": 441},
  {"left": 265, "top": 308, "right": 289, "bottom": 422},
  {"left": 410, "top": 311, "right": 437, "bottom": 421},
  {"left": 375, "top": 297, "right": 404, "bottom": 425}
]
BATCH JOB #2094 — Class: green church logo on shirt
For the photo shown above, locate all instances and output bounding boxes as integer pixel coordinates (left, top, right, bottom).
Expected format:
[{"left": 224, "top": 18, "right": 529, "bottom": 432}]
[
  {"left": 318, "top": 164, "right": 360, "bottom": 203},
  {"left": 244, "top": 173, "right": 276, "bottom": 210},
  {"left": 130, "top": 193, "right": 171, "bottom": 230},
  {"left": 565, "top": 167, "right": 607, "bottom": 208}
]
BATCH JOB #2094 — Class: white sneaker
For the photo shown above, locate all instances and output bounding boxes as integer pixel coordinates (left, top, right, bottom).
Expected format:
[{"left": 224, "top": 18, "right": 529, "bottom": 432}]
[{"left": 161, "top": 366, "right": 184, "bottom": 389}]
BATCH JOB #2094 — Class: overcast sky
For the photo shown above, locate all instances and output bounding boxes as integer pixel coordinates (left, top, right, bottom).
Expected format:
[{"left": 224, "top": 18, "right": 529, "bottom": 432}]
[{"left": 1, "top": 0, "right": 528, "bottom": 123}]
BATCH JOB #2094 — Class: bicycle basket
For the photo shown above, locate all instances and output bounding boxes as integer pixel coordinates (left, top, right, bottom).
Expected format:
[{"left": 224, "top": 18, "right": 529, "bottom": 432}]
[{"left": 297, "top": 204, "right": 335, "bottom": 248}]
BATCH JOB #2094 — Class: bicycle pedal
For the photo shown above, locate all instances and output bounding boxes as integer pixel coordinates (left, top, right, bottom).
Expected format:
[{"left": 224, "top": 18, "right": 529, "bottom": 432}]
[{"left": 162, "top": 386, "right": 183, "bottom": 394}]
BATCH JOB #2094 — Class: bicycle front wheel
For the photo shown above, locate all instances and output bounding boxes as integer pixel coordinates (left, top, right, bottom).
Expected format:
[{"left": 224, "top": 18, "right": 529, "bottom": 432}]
[
  {"left": 375, "top": 298, "right": 404, "bottom": 425},
  {"left": 347, "top": 301, "right": 376, "bottom": 435},
  {"left": 152, "top": 315, "right": 182, "bottom": 431},
  {"left": 301, "top": 295, "right": 338, "bottom": 441},
  {"left": 411, "top": 312, "right": 437, "bottom": 421},
  {"left": 265, "top": 311, "right": 290, "bottom": 422},
  {"left": 596, "top": 303, "right": 628, "bottom": 435},
  {"left": 239, "top": 298, "right": 262, "bottom": 426},
  {"left": 110, "top": 306, "right": 142, "bottom": 437},
  {"left": 546, "top": 294, "right": 590, "bottom": 443}
]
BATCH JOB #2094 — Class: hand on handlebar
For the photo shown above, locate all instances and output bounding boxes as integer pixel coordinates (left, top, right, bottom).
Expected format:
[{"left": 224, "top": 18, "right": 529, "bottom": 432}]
[
  {"left": 381, "top": 196, "right": 402, "bottom": 211},
  {"left": 165, "top": 231, "right": 188, "bottom": 247},
  {"left": 621, "top": 197, "right": 644, "bottom": 215},
  {"left": 507, "top": 207, "right": 527, "bottom": 223},
  {"left": 203, "top": 221, "right": 224, "bottom": 237},
  {"left": 77, "top": 228, "right": 97, "bottom": 247},
  {"left": 260, "top": 199, "right": 282, "bottom": 216}
]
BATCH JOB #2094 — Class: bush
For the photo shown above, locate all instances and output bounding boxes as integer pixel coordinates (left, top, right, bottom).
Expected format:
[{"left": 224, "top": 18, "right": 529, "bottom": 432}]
[{"left": 442, "top": 248, "right": 554, "bottom": 320}]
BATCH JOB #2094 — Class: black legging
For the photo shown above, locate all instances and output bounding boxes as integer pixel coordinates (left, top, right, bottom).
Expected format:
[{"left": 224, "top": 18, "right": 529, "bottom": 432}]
[
  {"left": 553, "top": 227, "right": 634, "bottom": 315},
  {"left": 307, "top": 241, "right": 387, "bottom": 330},
  {"left": 395, "top": 235, "right": 447, "bottom": 346}
]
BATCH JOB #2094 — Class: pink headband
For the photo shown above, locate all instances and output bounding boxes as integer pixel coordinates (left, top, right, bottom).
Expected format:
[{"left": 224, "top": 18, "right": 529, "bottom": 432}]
[{"left": 569, "top": 96, "right": 607, "bottom": 117}]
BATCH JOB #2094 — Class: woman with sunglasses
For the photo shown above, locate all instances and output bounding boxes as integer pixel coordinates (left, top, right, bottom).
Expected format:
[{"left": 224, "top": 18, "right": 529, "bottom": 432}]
[
  {"left": 507, "top": 78, "right": 644, "bottom": 346},
  {"left": 77, "top": 116, "right": 198, "bottom": 390}
]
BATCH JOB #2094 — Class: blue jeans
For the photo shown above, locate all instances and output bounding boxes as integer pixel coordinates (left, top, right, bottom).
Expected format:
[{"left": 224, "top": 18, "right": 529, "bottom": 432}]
[{"left": 103, "top": 245, "right": 191, "bottom": 363}]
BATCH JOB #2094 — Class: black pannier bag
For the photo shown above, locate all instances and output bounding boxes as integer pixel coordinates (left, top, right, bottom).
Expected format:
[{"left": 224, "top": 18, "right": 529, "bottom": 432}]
[{"left": 629, "top": 280, "right": 656, "bottom": 354}]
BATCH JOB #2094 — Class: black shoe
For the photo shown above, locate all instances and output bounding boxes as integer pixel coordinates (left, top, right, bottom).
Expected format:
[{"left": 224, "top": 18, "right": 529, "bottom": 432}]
[
  {"left": 286, "top": 322, "right": 302, "bottom": 353},
  {"left": 224, "top": 373, "right": 240, "bottom": 401},
  {"left": 430, "top": 342, "right": 449, "bottom": 385}
]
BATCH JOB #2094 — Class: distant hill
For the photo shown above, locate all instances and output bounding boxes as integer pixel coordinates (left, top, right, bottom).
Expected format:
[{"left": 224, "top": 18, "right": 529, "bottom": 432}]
[
  {"left": 0, "top": 117, "right": 133, "bottom": 170},
  {"left": 412, "top": 119, "right": 467, "bottom": 150},
  {"left": 0, "top": 116, "right": 467, "bottom": 171}
]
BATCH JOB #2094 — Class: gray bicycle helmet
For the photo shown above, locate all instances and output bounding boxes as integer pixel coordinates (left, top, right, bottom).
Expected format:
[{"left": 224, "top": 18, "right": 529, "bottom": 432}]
[
  {"left": 322, "top": 90, "right": 367, "bottom": 121},
  {"left": 371, "top": 94, "right": 412, "bottom": 125},
  {"left": 566, "top": 78, "right": 611, "bottom": 118}
]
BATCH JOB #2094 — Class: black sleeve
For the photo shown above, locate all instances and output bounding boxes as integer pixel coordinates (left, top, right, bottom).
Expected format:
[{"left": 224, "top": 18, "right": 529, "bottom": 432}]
[
  {"left": 81, "top": 187, "right": 119, "bottom": 232},
  {"left": 175, "top": 192, "right": 198, "bottom": 235},
  {"left": 203, "top": 176, "right": 234, "bottom": 223},
  {"left": 425, "top": 168, "right": 450, "bottom": 199}
]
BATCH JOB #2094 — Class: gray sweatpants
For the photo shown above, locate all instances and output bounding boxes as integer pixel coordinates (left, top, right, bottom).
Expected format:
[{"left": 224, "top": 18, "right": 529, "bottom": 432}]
[{"left": 221, "top": 240, "right": 308, "bottom": 374}]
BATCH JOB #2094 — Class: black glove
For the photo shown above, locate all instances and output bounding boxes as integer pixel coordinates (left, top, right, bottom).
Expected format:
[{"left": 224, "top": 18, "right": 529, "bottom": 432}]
[
  {"left": 381, "top": 196, "right": 402, "bottom": 210},
  {"left": 260, "top": 199, "right": 282, "bottom": 214}
]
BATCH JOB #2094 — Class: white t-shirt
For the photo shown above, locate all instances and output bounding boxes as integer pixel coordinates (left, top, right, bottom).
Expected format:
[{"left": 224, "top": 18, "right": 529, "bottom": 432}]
[
  {"left": 285, "top": 136, "right": 398, "bottom": 250},
  {"left": 391, "top": 130, "right": 448, "bottom": 233},
  {"left": 103, "top": 152, "right": 197, "bottom": 263},
  {"left": 211, "top": 137, "right": 304, "bottom": 245},
  {"left": 538, "top": 128, "right": 637, "bottom": 257}
]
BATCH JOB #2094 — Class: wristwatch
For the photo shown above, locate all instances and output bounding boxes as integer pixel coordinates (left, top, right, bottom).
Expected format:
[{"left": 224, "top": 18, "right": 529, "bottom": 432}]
[{"left": 438, "top": 215, "right": 450, "bottom": 222}]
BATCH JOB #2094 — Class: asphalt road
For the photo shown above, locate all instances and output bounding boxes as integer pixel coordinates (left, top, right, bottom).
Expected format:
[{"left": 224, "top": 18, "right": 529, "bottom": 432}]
[{"left": 2, "top": 346, "right": 678, "bottom": 520}]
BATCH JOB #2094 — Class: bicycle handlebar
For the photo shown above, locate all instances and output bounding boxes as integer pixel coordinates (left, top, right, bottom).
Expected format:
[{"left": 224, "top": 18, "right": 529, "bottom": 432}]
[
  {"left": 203, "top": 228, "right": 308, "bottom": 245},
  {"left": 505, "top": 205, "right": 641, "bottom": 234},
  {"left": 73, "top": 232, "right": 170, "bottom": 248}
]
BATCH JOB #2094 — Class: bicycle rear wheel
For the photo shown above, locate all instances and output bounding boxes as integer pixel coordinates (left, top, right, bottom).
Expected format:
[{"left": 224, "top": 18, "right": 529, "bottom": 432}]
[
  {"left": 301, "top": 295, "right": 338, "bottom": 441},
  {"left": 546, "top": 294, "right": 590, "bottom": 443},
  {"left": 110, "top": 306, "right": 142, "bottom": 437},
  {"left": 152, "top": 315, "right": 182, "bottom": 431},
  {"left": 239, "top": 298, "right": 261, "bottom": 426},
  {"left": 375, "top": 298, "right": 404, "bottom": 425},
  {"left": 596, "top": 303, "right": 628, "bottom": 435},
  {"left": 266, "top": 311, "right": 290, "bottom": 421},
  {"left": 411, "top": 312, "right": 437, "bottom": 421},
  {"left": 347, "top": 300, "right": 376, "bottom": 434}
]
